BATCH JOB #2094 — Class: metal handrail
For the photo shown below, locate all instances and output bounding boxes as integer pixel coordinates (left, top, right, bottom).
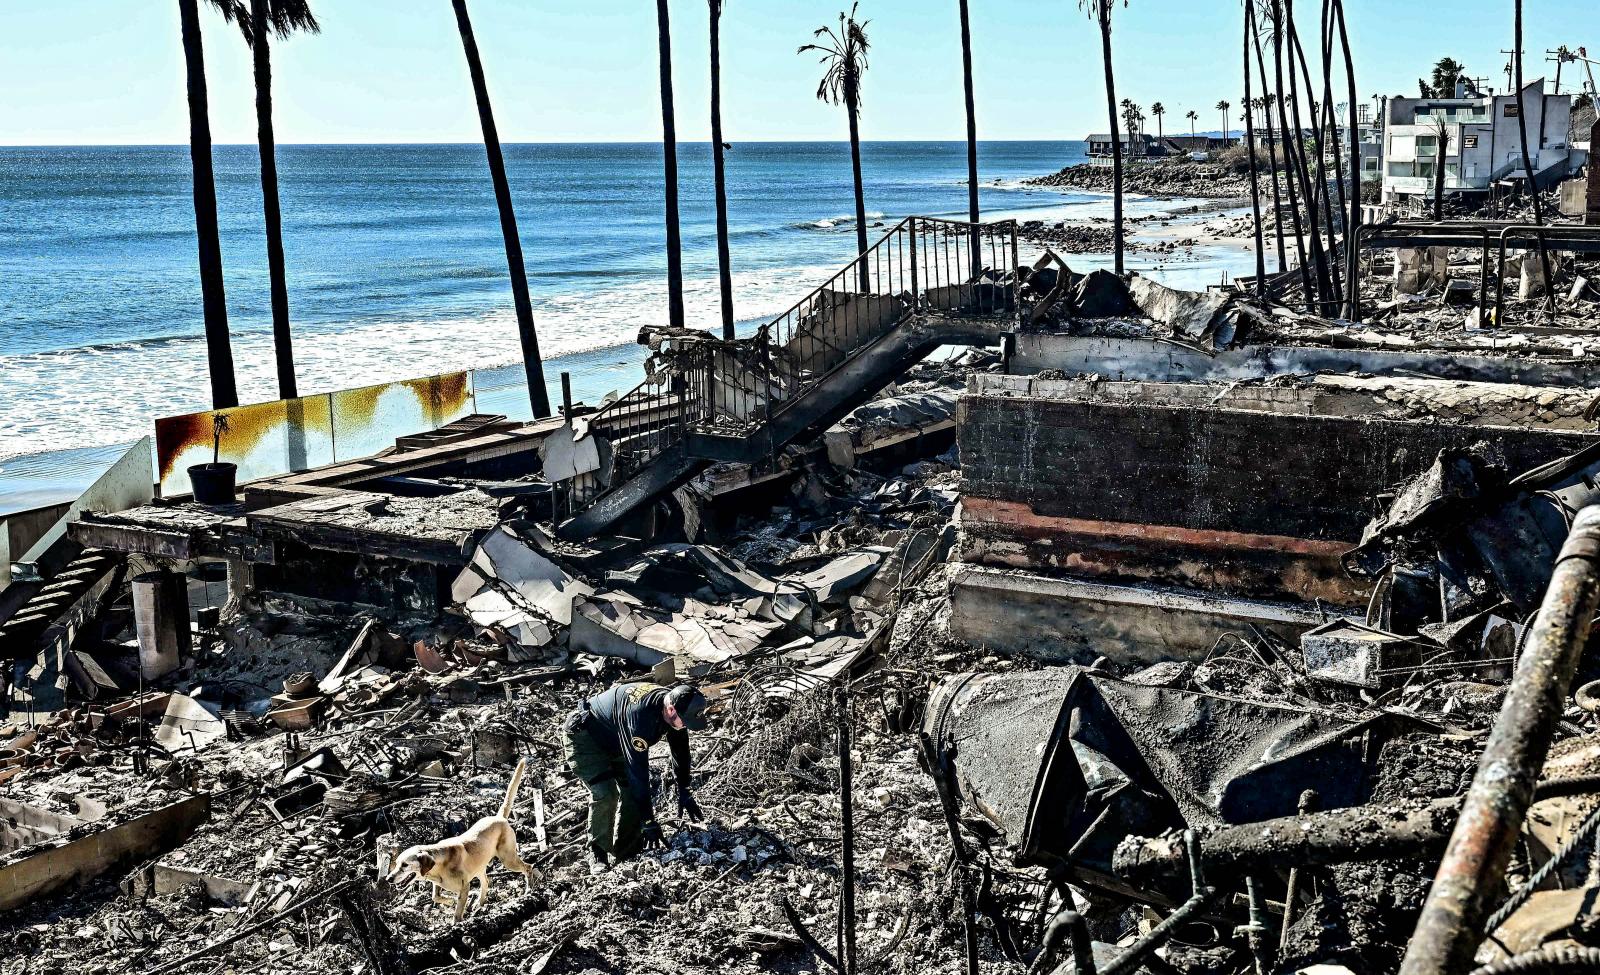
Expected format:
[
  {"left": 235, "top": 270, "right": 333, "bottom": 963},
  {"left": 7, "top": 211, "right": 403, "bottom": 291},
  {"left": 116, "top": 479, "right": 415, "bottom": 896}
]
[{"left": 569, "top": 215, "right": 1020, "bottom": 519}]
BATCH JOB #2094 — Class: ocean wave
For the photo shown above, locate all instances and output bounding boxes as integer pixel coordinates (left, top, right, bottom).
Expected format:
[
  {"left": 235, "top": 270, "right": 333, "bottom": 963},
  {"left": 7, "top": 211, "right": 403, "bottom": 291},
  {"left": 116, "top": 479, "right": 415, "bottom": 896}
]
[
  {"left": 794, "top": 210, "right": 889, "bottom": 231},
  {"left": 0, "top": 259, "right": 847, "bottom": 463}
]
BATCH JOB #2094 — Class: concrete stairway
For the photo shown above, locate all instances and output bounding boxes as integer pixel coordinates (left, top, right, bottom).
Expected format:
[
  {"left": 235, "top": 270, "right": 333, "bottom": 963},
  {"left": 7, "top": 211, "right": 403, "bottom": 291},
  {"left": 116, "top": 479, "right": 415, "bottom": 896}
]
[
  {"left": 558, "top": 216, "right": 1021, "bottom": 540},
  {"left": 0, "top": 548, "right": 122, "bottom": 662}
]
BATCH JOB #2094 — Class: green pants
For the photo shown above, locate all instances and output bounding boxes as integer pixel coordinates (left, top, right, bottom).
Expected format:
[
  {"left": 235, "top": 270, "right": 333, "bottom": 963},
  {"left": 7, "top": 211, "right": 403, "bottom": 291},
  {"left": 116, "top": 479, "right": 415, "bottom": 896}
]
[{"left": 564, "top": 727, "right": 645, "bottom": 859}]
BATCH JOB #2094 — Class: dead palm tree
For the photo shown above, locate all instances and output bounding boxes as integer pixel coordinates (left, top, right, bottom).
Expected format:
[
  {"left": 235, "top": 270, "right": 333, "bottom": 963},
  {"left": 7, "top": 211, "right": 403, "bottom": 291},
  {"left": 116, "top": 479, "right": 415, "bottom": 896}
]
[
  {"left": 958, "top": 0, "right": 982, "bottom": 279},
  {"left": 1151, "top": 101, "right": 1166, "bottom": 139},
  {"left": 1513, "top": 0, "right": 1553, "bottom": 311},
  {"left": 801, "top": 5, "right": 873, "bottom": 291},
  {"left": 1186, "top": 108, "right": 1199, "bottom": 137},
  {"left": 959, "top": 0, "right": 979, "bottom": 223},
  {"left": 451, "top": 0, "right": 550, "bottom": 418},
  {"left": 1241, "top": 3, "right": 1266, "bottom": 296},
  {"left": 709, "top": 0, "right": 734, "bottom": 339},
  {"left": 1331, "top": 0, "right": 1360, "bottom": 319},
  {"left": 656, "top": 0, "right": 687, "bottom": 330},
  {"left": 178, "top": 0, "right": 241, "bottom": 408},
  {"left": 1081, "top": 0, "right": 1126, "bottom": 274},
  {"left": 226, "top": 0, "right": 320, "bottom": 402}
]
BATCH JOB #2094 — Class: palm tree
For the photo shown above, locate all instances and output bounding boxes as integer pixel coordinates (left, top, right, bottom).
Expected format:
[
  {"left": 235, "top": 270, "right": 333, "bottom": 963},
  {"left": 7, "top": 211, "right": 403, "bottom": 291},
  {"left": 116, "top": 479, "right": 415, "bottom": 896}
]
[
  {"left": 1263, "top": 0, "right": 1314, "bottom": 309},
  {"left": 1151, "top": 101, "right": 1166, "bottom": 139},
  {"left": 1512, "top": 0, "right": 1553, "bottom": 308},
  {"left": 801, "top": 5, "right": 873, "bottom": 291},
  {"left": 1186, "top": 108, "right": 1199, "bottom": 137},
  {"left": 451, "top": 0, "right": 550, "bottom": 418},
  {"left": 709, "top": 0, "right": 734, "bottom": 339},
  {"left": 1081, "top": 0, "right": 1127, "bottom": 274},
  {"left": 1332, "top": 0, "right": 1360, "bottom": 319},
  {"left": 1241, "top": 2, "right": 1266, "bottom": 297},
  {"left": 655, "top": 0, "right": 687, "bottom": 330},
  {"left": 958, "top": 0, "right": 982, "bottom": 280},
  {"left": 228, "top": 0, "right": 320, "bottom": 402},
  {"left": 1121, "top": 98, "right": 1142, "bottom": 156},
  {"left": 1217, "top": 99, "right": 1232, "bottom": 142},
  {"left": 178, "top": 0, "right": 240, "bottom": 409}
]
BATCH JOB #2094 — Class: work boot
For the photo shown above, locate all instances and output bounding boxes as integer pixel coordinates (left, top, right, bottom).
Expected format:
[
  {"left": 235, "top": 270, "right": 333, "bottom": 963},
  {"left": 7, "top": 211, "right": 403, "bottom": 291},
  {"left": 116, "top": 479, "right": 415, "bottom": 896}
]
[{"left": 587, "top": 845, "right": 611, "bottom": 876}]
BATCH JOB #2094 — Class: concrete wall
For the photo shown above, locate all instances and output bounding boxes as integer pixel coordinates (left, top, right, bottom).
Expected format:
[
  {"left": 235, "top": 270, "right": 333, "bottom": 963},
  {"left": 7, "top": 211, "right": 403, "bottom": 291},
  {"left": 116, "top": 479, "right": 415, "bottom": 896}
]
[{"left": 957, "top": 376, "right": 1597, "bottom": 607}]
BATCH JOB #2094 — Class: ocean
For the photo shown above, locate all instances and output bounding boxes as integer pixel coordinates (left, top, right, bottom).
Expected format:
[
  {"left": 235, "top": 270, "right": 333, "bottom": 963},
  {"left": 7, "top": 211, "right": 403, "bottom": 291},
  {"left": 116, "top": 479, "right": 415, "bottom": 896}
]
[{"left": 0, "top": 141, "right": 1250, "bottom": 511}]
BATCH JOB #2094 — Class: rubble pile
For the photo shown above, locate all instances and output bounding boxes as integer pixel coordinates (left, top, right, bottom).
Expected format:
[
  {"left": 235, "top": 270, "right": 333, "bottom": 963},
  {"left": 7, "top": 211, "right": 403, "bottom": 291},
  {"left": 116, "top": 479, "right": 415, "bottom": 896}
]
[{"left": 9, "top": 276, "right": 1600, "bottom": 975}]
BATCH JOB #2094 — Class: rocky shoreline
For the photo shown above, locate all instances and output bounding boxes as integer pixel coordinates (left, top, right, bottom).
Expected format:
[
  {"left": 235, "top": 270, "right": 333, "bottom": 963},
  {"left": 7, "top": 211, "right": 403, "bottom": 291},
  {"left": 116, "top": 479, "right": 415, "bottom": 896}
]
[{"left": 1025, "top": 158, "right": 1257, "bottom": 199}]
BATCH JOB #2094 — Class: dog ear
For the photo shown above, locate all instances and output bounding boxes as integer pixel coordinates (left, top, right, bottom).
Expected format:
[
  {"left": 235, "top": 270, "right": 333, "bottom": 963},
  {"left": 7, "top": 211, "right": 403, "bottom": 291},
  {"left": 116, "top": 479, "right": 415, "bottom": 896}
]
[{"left": 416, "top": 851, "right": 436, "bottom": 875}]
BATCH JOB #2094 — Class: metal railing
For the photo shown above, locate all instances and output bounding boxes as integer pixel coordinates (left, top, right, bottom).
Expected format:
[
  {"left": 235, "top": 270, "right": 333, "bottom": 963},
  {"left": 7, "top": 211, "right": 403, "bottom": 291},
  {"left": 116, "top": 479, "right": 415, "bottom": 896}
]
[{"left": 574, "top": 216, "right": 1019, "bottom": 510}]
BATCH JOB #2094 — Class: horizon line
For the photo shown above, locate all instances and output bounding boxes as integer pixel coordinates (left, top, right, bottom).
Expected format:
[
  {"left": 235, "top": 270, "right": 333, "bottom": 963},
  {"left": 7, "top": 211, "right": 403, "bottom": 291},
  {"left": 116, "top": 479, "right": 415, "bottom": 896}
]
[{"left": 0, "top": 135, "right": 1233, "bottom": 150}]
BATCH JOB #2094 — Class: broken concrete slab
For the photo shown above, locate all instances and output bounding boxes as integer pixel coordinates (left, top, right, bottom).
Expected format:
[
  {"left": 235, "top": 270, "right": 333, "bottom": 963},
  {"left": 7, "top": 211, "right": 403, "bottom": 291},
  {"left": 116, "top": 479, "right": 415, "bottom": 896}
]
[{"left": 152, "top": 693, "right": 227, "bottom": 753}]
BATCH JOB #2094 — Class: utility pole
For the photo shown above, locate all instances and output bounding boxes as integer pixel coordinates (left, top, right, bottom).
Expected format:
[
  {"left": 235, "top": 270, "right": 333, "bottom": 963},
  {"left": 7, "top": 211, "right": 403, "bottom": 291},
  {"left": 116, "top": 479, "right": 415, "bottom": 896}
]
[{"left": 1500, "top": 49, "right": 1522, "bottom": 94}]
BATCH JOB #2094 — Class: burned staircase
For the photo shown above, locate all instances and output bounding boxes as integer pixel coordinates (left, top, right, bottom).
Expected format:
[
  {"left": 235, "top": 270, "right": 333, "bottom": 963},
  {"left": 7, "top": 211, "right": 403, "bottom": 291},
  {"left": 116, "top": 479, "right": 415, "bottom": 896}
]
[{"left": 558, "top": 217, "right": 1022, "bottom": 540}]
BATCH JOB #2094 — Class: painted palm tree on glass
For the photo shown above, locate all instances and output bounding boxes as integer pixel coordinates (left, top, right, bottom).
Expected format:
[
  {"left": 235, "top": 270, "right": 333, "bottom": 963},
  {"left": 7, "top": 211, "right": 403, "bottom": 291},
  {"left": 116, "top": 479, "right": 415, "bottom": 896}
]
[{"left": 801, "top": 4, "right": 874, "bottom": 291}]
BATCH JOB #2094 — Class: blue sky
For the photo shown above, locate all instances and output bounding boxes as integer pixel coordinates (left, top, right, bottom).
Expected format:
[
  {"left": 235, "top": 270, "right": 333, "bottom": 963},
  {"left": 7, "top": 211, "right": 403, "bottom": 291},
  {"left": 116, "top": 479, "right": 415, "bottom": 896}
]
[{"left": 2, "top": 0, "right": 1596, "bottom": 145}]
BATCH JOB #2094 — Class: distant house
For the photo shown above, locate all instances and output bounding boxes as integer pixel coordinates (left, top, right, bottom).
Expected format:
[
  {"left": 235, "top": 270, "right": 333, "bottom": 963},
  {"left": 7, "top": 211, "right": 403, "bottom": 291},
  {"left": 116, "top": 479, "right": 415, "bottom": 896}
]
[
  {"left": 1085, "top": 133, "right": 1153, "bottom": 159},
  {"left": 1379, "top": 78, "right": 1588, "bottom": 206}
]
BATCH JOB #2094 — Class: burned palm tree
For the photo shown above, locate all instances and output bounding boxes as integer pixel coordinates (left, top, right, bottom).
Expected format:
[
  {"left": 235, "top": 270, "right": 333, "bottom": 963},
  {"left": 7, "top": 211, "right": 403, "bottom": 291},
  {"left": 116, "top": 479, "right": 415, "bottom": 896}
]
[
  {"left": 708, "top": 0, "right": 734, "bottom": 339},
  {"left": 1081, "top": 0, "right": 1127, "bottom": 274},
  {"left": 1241, "top": 3, "right": 1267, "bottom": 295},
  {"left": 1512, "top": 0, "right": 1553, "bottom": 313},
  {"left": 1331, "top": 0, "right": 1361, "bottom": 319},
  {"left": 451, "top": 0, "right": 551, "bottom": 418},
  {"left": 801, "top": 5, "right": 873, "bottom": 291},
  {"left": 656, "top": 0, "right": 687, "bottom": 330},
  {"left": 225, "top": 0, "right": 320, "bottom": 401},
  {"left": 177, "top": 0, "right": 241, "bottom": 408},
  {"left": 958, "top": 0, "right": 982, "bottom": 280}
]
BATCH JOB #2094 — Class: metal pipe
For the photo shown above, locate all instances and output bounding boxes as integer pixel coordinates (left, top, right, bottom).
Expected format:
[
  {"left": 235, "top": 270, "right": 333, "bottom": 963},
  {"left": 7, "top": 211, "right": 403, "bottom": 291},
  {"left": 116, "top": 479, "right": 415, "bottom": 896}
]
[{"left": 1399, "top": 505, "right": 1600, "bottom": 975}]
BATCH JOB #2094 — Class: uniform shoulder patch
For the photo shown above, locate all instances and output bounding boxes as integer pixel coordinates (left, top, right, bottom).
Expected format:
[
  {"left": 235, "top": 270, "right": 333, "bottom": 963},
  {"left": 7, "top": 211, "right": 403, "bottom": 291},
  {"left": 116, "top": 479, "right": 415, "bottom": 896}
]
[{"left": 630, "top": 736, "right": 649, "bottom": 752}]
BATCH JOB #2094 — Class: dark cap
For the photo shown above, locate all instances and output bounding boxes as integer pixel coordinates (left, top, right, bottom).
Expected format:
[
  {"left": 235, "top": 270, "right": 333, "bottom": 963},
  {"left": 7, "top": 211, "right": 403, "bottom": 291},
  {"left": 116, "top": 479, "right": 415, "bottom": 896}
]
[{"left": 666, "top": 685, "right": 710, "bottom": 731}]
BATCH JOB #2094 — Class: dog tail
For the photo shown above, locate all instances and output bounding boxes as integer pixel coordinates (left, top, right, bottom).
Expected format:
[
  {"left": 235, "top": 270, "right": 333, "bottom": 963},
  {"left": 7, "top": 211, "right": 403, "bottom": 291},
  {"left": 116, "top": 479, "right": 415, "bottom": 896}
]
[{"left": 499, "top": 759, "right": 528, "bottom": 820}]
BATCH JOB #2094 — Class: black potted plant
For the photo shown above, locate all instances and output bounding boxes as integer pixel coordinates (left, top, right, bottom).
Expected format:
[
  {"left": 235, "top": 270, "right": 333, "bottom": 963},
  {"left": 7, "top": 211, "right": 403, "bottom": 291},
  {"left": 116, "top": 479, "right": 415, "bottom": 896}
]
[{"left": 187, "top": 412, "right": 237, "bottom": 505}]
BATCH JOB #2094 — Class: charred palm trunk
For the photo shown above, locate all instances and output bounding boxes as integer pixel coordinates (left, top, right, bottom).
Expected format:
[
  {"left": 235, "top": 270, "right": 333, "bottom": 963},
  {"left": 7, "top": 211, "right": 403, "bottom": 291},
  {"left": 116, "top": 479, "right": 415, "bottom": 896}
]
[
  {"left": 1253, "top": 26, "right": 1288, "bottom": 273},
  {"left": 709, "top": 1, "right": 734, "bottom": 339},
  {"left": 178, "top": 0, "right": 238, "bottom": 409},
  {"left": 1433, "top": 126, "right": 1450, "bottom": 220},
  {"left": 1333, "top": 0, "right": 1361, "bottom": 319},
  {"left": 1097, "top": 5, "right": 1125, "bottom": 275},
  {"left": 1286, "top": 2, "right": 1335, "bottom": 305},
  {"left": 1513, "top": 1, "right": 1554, "bottom": 312},
  {"left": 1243, "top": 2, "right": 1267, "bottom": 296},
  {"left": 959, "top": 0, "right": 982, "bottom": 279},
  {"left": 656, "top": 0, "right": 687, "bottom": 328},
  {"left": 1269, "top": 1, "right": 1313, "bottom": 307},
  {"left": 845, "top": 66, "right": 870, "bottom": 292},
  {"left": 250, "top": 0, "right": 296, "bottom": 400},
  {"left": 1318, "top": 0, "right": 1348, "bottom": 252},
  {"left": 452, "top": 0, "right": 550, "bottom": 418}
]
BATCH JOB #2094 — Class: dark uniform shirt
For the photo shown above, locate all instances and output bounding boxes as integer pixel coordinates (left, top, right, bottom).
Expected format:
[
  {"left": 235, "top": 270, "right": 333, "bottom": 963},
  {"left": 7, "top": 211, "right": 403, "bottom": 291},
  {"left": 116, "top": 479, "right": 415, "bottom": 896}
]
[{"left": 583, "top": 683, "right": 691, "bottom": 818}]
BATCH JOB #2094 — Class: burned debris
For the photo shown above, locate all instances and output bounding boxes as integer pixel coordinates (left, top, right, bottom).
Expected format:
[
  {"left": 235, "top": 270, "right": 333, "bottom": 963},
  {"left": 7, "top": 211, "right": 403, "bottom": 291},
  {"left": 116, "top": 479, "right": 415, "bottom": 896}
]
[{"left": 9, "top": 214, "right": 1600, "bottom": 975}]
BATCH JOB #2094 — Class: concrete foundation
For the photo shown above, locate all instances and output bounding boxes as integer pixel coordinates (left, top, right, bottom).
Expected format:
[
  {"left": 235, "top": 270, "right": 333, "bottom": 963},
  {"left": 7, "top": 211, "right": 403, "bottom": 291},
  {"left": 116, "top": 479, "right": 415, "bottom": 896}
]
[{"left": 948, "top": 563, "right": 1340, "bottom": 664}]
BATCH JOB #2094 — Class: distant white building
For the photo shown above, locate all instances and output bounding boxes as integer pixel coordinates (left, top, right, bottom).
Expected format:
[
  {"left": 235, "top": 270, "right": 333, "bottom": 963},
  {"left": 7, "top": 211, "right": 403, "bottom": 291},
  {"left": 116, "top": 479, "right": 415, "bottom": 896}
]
[{"left": 1380, "top": 78, "right": 1586, "bottom": 206}]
